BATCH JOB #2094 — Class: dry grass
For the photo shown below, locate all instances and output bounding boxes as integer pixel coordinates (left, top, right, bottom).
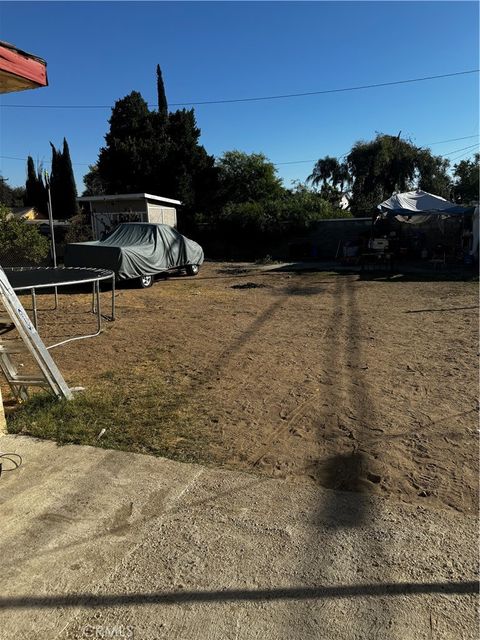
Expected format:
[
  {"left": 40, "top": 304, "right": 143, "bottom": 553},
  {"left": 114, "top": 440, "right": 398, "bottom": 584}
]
[{"left": 7, "top": 369, "right": 215, "bottom": 463}]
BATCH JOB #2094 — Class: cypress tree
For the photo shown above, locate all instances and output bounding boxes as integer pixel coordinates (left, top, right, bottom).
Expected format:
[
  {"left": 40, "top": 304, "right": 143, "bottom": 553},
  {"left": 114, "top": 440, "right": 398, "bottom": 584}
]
[
  {"left": 25, "top": 156, "right": 38, "bottom": 207},
  {"left": 25, "top": 156, "right": 47, "bottom": 215},
  {"left": 49, "top": 139, "right": 78, "bottom": 219},
  {"left": 156, "top": 64, "right": 168, "bottom": 119},
  {"left": 62, "top": 138, "right": 79, "bottom": 218},
  {"left": 49, "top": 142, "right": 61, "bottom": 217}
]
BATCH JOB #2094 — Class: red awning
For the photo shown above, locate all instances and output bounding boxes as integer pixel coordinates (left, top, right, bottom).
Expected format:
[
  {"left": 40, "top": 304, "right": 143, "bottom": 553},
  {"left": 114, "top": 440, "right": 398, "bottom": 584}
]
[{"left": 0, "top": 40, "right": 48, "bottom": 94}]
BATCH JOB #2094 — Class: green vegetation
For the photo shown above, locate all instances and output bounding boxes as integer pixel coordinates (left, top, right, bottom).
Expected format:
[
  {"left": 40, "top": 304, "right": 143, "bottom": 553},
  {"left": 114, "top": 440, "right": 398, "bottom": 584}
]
[
  {"left": 49, "top": 138, "right": 79, "bottom": 219},
  {"left": 7, "top": 373, "right": 213, "bottom": 463},
  {"left": 0, "top": 176, "right": 25, "bottom": 209},
  {"left": 332, "top": 134, "right": 451, "bottom": 215},
  {"left": 25, "top": 157, "right": 48, "bottom": 216},
  {"left": 90, "top": 86, "right": 217, "bottom": 232},
  {"left": 452, "top": 154, "right": 479, "bottom": 204},
  {"left": 0, "top": 204, "right": 50, "bottom": 265}
]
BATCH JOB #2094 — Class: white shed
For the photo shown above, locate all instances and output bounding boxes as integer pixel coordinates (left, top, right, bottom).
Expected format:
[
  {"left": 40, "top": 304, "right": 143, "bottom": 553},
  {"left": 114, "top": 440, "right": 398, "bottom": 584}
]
[{"left": 77, "top": 193, "right": 182, "bottom": 240}]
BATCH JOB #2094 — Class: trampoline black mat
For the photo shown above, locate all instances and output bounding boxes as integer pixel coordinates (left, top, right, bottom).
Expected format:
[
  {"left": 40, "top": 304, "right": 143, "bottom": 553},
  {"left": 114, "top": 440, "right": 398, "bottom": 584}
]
[{"left": 4, "top": 267, "right": 114, "bottom": 291}]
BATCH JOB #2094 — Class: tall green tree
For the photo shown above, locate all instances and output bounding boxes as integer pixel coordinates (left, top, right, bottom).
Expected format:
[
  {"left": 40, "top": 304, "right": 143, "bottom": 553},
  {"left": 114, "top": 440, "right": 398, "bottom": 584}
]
[
  {"left": 48, "top": 139, "right": 78, "bottom": 219},
  {"left": 310, "top": 134, "right": 453, "bottom": 215},
  {"left": 216, "top": 151, "right": 284, "bottom": 205},
  {"left": 156, "top": 64, "right": 168, "bottom": 120},
  {"left": 61, "top": 138, "right": 79, "bottom": 218},
  {"left": 96, "top": 91, "right": 168, "bottom": 195},
  {"left": 24, "top": 156, "right": 47, "bottom": 215},
  {"left": 452, "top": 154, "right": 479, "bottom": 204},
  {"left": 88, "top": 70, "right": 219, "bottom": 230}
]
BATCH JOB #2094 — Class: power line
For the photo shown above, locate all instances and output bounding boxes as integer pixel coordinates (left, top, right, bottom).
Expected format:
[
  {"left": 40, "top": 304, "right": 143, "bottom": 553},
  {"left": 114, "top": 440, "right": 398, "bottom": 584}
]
[
  {"left": 425, "top": 135, "right": 478, "bottom": 146},
  {"left": 448, "top": 145, "right": 479, "bottom": 163},
  {"left": 450, "top": 149, "right": 479, "bottom": 162},
  {"left": 272, "top": 139, "right": 479, "bottom": 167},
  {"left": 1, "top": 69, "right": 478, "bottom": 109},
  {"left": 0, "top": 155, "right": 90, "bottom": 166},
  {"left": 1, "top": 136, "right": 478, "bottom": 170},
  {"left": 441, "top": 143, "right": 479, "bottom": 157}
]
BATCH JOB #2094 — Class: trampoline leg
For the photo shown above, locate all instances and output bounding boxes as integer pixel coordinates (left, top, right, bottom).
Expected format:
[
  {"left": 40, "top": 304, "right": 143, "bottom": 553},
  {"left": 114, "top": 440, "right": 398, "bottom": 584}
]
[
  {"left": 54, "top": 286, "right": 59, "bottom": 311},
  {"left": 92, "top": 282, "right": 96, "bottom": 314},
  {"left": 31, "top": 288, "right": 38, "bottom": 330},
  {"left": 111, "top": 274, "right": 116, "bottom": 321},
  {"left": 95, "top": 280, "right": 101, "bottom": 333}
]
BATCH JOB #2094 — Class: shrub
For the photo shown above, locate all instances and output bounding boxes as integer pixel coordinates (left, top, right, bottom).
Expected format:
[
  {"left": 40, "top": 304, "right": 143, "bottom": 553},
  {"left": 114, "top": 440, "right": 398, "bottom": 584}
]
[
  {"left": 0, "top": 205, "right": 50, "bottom": 266},
  {"left": 64, "top": 212, "right": 93, "bottom": 243}
]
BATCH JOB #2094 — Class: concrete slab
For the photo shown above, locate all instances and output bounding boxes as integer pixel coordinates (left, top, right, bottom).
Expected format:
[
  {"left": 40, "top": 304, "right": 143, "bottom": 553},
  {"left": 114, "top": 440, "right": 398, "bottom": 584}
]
[{"left": 0, "top": 435, "right": 477, "bottom": 640}]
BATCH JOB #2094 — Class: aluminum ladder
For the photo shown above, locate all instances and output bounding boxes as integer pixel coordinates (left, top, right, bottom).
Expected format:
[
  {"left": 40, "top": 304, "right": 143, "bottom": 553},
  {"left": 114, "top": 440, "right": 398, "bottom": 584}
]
[{"left": 0, "top": 267, "right": 72, "bottom": 402}]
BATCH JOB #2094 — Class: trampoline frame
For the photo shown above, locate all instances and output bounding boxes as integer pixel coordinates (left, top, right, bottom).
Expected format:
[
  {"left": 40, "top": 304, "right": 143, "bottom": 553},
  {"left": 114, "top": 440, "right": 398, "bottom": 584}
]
[{"left": 4, "top": 267, "right": 116, "bottom": 349}]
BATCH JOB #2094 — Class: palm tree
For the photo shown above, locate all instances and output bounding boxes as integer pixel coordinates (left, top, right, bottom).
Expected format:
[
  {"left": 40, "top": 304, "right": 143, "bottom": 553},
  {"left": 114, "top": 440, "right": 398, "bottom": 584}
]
[{"left": 308, "top": 156, "right": 351, "bottom": 191}]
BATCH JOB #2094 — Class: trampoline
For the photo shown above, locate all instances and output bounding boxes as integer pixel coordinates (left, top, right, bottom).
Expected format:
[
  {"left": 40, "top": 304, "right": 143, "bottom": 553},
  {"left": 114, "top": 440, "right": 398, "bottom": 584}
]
[{"left": 3, "top": 266, "right": 116, "bottom": 349}]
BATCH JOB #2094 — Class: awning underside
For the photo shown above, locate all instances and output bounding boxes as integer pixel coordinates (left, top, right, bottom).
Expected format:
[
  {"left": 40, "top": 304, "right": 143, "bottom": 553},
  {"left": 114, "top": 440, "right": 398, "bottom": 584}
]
[{"left": 0, "top": 41, "right": 48, "bottom": 94}]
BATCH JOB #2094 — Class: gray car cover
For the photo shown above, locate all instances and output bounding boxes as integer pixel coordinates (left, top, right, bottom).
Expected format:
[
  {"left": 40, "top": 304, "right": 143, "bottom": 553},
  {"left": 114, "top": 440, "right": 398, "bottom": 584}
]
[{"left": 64, "top": 223, "right": 204, "bottom": 280}]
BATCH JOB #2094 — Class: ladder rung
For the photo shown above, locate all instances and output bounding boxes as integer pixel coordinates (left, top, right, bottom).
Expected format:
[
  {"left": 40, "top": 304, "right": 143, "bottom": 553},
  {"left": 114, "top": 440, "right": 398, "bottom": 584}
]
[
  {"left": 0, "top": 342, "right": 28, "bottom": 354},
  {"left": 9, "top": 375, "right": 49, "bottom": 386}
]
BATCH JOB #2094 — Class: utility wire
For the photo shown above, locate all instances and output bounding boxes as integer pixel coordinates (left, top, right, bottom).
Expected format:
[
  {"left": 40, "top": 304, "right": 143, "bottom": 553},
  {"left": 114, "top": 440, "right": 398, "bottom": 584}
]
[
  {"left": 451, "top": 148, "right": 479, "bottom": 162},
  {"left": 1, "top": 137, "right": 478, "bottom": 169},
  {"left": 441, "top": 143, "right": 479, "bottom": 158},
  {"left": 426, "top": 135, "right": 478, "bottom": 146},
  {"left": 0, "top": 69, "right": 478, "bottom": 109},
  {"left": 273, "top": 140, "right": 479, "bottom": 167},
  {"left": 447, "top": 145, "right": 479, "bottom": 163}
]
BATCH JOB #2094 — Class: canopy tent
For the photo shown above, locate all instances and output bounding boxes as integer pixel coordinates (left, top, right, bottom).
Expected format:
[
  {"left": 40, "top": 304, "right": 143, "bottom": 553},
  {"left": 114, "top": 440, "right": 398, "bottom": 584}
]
[
  {"left": 377, "top": 190, "right": 475, "bottom": 225},
  {"left": 0, "top": 40, "right": 48, "bottom": 93}
]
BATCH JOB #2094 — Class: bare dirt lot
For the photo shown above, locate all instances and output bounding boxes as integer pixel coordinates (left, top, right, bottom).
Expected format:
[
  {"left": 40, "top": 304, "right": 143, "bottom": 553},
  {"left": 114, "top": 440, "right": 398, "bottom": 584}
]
[{"left": 7, "top": 262, "right": 479, "bottom": 515}]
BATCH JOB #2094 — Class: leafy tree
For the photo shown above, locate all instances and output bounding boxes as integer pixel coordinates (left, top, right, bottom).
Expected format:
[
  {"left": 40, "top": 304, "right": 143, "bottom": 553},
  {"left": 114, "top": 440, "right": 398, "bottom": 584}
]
[
  {"left": 89, "top": 71, "right": 218, "bottom": 231},
  {"left": 452, "top": 154, "right": 479, "bottom": 204},
  {"left": 216, "top": 151, "right": 284, "bottom": 205},
  {"left": 96, "top": 91, "right": 160, "bottom": 194},
  {"left": 416, "top": 151, "right": 451, "bottom": 198},
  {"left": 0, "top": 176, "right": 25, "bottom": 209},
  {"left": 310, "top": 134, "right": 453, "bottom": 215},
  {"left": 165, "top": 108, "right": 218, "bottom": 219},
  {"left": 82, "top": 164, "right": 106, "bottom": 196},
  {"left": 0, "top": 204, "right": 49, "bottom": 265},
  {"left": 346, "top": 134, "right": 419, "bottom": 214}
]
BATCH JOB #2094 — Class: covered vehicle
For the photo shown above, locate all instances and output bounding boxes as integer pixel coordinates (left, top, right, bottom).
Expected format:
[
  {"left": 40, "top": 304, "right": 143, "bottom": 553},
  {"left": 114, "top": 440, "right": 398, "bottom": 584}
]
[{"left": 64, "top": 223, "right": 204, "bottom": 287}]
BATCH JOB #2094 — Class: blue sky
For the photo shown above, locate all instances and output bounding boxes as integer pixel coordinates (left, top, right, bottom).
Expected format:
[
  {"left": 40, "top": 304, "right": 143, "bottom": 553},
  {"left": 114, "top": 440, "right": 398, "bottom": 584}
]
[{"left": 0, "top": 1, "right": 478, "bottom": 194}]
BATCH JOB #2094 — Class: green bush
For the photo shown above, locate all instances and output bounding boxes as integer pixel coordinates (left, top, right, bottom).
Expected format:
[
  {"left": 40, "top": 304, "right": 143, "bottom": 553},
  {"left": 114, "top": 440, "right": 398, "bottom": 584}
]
[
  {"left": 0, "top": 205, "right": 50, "bottom": 266},
  {"left": 64, "top": 212, "right": 93, "bottom": 243}
]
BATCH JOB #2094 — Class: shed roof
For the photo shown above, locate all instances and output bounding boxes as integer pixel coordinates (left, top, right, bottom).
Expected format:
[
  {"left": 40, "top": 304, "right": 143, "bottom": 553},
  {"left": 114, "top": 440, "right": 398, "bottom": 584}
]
[{"left": 77, "top": 193, "right": 182, "bottom": 206}]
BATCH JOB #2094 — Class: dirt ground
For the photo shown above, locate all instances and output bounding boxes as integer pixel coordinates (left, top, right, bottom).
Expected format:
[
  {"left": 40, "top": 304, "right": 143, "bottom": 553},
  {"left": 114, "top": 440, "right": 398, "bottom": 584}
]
[{"left": 8, "top": 262, "right": 479, "bottom": 515}]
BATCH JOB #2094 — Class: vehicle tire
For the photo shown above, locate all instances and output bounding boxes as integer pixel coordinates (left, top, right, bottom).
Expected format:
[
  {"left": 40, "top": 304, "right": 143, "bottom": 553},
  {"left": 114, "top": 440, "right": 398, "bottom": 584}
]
[
  {"left": 186, "top": 264, "right": 199, "bottom": 276},
  {"left": 139, "top": 274, "right": 154, "bottom": 288}
]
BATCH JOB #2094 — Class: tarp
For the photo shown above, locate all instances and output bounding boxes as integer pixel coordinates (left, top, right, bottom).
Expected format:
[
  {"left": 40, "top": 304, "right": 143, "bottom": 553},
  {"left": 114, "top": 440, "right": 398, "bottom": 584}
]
[
  {"left": 64, "top": 223, "right": 204, "bottom": 280},
  {"left": 0, "top": 41, "right": 48, "bottom": 93},
  {"left": 378, "top": 190, "right": 475, "bottom": 225}
]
